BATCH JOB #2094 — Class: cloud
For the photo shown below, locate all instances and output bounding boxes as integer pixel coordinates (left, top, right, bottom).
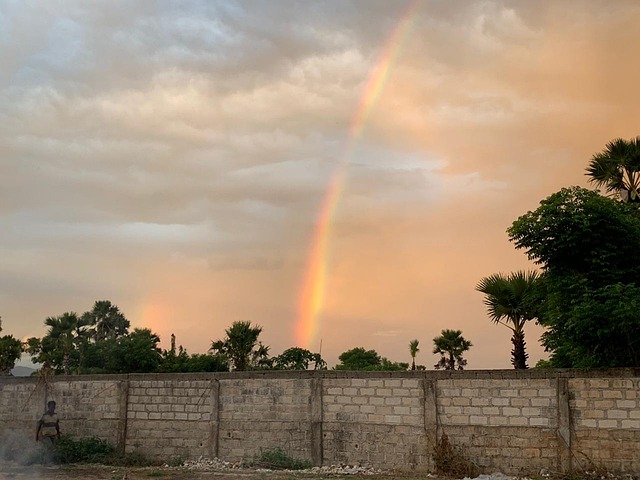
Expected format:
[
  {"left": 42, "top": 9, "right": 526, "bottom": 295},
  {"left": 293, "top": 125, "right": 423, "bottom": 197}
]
[{"left": 1, "top": 0, "right": 639, "bottom": 368}]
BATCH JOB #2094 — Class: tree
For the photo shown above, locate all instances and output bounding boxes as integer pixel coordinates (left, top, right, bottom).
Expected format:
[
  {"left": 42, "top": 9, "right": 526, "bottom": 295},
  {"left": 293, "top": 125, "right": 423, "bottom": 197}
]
[
  {"left": 82, "top": 300, "right": 130, "bottom": 342},
  {"left": 408, "top": 339, "right": 420, "bottom": 371},
  {"left": 272, "top": 347, "right": 326, "bottom": 370},
  {"left": 508, "top": 186, "right": 640, "bottom": 367},
  {"left": 105, "top": 328, "right": 162, "bottom": 373},
  {"left": 0, "top": 318, "right": 22, "bottom": 375},
  {"left": 334, "top": 347, "right": 408, "bottom": 371},
  {"left": 432, "top": 330, "right": 472, "bottom": 370},
  {"left": 476, "top": 271, "right": 541, "bottom": 369},
  {"left": 586, "top": 136, "right": 640, "bottom": 203},
  {"left": 30, "top": 312, "right": 83, "bottom": 375},
  {"left": 159, "top": 333, "right": 229, "bottom": 373},
  {"left": 210, "top": 321, "right": 270, "bottom": 371}
]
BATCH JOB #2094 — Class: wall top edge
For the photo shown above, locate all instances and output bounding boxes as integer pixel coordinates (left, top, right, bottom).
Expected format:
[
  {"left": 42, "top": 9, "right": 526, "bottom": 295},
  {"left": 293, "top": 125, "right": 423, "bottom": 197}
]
[{"left": 1, "top": 367, "right": 639, "bottom": 384}]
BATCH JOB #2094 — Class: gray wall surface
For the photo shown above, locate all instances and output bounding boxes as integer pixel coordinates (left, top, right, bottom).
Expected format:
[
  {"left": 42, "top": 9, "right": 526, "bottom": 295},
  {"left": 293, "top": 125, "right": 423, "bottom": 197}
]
[{"left": 1, "top": 369, "right": 639, "bottom": 475}]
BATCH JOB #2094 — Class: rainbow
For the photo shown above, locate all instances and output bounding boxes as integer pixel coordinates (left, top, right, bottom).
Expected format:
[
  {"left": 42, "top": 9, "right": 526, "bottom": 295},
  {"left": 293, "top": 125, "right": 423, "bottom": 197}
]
[{"left": 295, "top": 1, "right": 421, "bottom": 349}]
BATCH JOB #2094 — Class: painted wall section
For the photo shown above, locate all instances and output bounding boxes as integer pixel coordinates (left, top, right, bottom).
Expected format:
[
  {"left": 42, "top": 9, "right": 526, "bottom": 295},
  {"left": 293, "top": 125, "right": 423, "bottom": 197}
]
[{"left": 1, "top": 370, "right": 639, "bottom": 474}]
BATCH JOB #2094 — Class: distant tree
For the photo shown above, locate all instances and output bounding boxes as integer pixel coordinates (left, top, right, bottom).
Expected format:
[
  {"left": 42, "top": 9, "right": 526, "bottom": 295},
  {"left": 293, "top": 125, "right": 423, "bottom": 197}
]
[
  {"left": 476, "top": 271, "right": 540, "bottom": 369},
  {"left": 82, "top": 300, "right": 130, "bottom": 342},
  {"left": 159, "top": 333, "right": 229, "bottom": 373},
  {"left": 28, "top": 312, "right": 83, "bottom": 375},
  {"left": 409, "top": 339, "right": 420, "bottom": 371},
  {"left": 508, "top": 186, "right": 640, "bottom": 368},
  {"left": 432, "top": 330, "right": 472, "bottom": 370},
  {"left": 210, "top": 321, "right": 270, "bottom": 371},
  {"left": 335, "top": 347, "right": 408, "bottom": 371},
  {"left": 106, "top": 328, "right": 162, "bottom": 373},
  {"left": 586, "top": 136, "right": 640, "bottom": 203},
  {"left": 0, "top": 318, "right": 22, "bottom": 375},
  {"left": 272, "top": 347, "right": 326, "bottom": 370}
]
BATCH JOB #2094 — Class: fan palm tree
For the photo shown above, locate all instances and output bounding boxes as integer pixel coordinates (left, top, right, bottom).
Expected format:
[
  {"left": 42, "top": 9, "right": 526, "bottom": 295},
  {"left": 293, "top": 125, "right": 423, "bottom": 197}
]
[
  {"left": 476, "top": 271, "right": 540, "bottom": 369},
  {"left": 210, "top": 321, "right": 269, "bottom": 371},
  {"left": 44, "top": 312, "right": 81, "bottom": 375},
  {"left": 432, "top": 330, "right": 472, "bottom": 370},
  {"left": 409, "top": 339, "right": 420, "bottom": 371},
  {"left": 586, "top": 136, "right": 640, "bottom": 203},
  {"left": 83, "top": 300, "right": 130, "bottom": 342}
]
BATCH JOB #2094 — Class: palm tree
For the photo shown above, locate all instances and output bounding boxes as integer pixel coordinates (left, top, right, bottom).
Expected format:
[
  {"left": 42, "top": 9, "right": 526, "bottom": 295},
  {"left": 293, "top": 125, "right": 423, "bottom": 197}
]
[
  {"left": 432, "top": 330, "right": 472, "bottom": 370},
  {"left": 586, "top": 136, "right": 640, "bottom": 203},
  {"left": 476, "top": 271, "right": 540, "bottom": 369},
  {"left": 210, "top": 321, "right": 269, "bottom": 371},
  {"left": 83, "top": 300, "right": 130, "bottom": 342},
  {"left": 409, "top": 339, "right": 420, "bottom": 371},
  {"left": 44, "top": 312, "right": 80, "bottom": 375}
]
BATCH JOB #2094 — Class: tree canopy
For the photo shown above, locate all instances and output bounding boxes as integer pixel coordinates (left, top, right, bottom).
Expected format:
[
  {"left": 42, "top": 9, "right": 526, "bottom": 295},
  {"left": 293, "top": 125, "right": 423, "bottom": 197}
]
[
  {"left": 432, "top": 330, "right": 472, "bottom": 370},
  {"left": 508, "top": 186, "right": 640, "bottom": 368}
]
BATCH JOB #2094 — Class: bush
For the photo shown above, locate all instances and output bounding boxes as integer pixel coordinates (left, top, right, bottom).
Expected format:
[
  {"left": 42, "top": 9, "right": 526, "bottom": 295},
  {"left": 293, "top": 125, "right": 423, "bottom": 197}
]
[
  {"left": 53, "top": 436, "right": 115, "bottom": 464},
  {"left": 250, "top": 448, "right": 312, "bottom": 470}
]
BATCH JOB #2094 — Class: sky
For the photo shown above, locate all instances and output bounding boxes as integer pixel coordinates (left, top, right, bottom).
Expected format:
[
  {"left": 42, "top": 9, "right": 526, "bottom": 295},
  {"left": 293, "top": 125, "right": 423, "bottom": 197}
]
[{"left": 2, "top": 0, "right": 640, "bottom": 370}]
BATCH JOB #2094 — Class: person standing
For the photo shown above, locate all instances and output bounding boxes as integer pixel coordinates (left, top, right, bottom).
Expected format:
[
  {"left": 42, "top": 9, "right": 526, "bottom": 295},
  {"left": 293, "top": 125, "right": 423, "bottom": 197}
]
[{"left": 36, "top": 400, "right": 61, "bottom": 443}]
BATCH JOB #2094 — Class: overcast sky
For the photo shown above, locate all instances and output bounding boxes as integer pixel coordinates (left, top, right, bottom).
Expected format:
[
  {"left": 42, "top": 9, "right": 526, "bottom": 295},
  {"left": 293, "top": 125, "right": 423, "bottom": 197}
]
[{"left": 2, "top": 0, "right": 639, "bottom": 369}]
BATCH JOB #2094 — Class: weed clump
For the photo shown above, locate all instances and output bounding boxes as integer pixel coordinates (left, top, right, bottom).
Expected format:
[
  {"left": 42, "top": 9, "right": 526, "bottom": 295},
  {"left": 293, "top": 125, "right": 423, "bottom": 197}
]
[
  {"left": 250, "top": 448, "right": 312, "bottom": 470},
  {"left": 432, "top": 432, "right": 479, "bottom": 478}
]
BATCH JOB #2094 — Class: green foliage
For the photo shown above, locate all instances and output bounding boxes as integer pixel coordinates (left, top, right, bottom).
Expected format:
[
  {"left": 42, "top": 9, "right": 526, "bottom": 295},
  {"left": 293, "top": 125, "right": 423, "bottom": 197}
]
[
  {"left": 210, "top": 321, "right": 270, "bottom": 371},
  {"left": 476, "top": 271, "right": 540, "bottom": 369},
  {"left": 251, "top": 448, "right": 312, "bottom": 470},
  {"left": 334, "top": 347, "right": 408, "bottom": 371},
  {"left": 432, "top": 330, "right": 472, "bottom": 370},
  {"left": 107, "top": 328, "right": 162, "bottom": 373},
  {"left": 586, "top": 136, "right": 640, "bottom": 202},
  {"left": 271, "top": 347, "right": 326, "bottom": 370},
  {"left": 82, "top": 300, "right": 130, "bottom": 342},
  {"left": 53, "top": 435, "right": 115, "bottom": 464},
  {"left": 0, "top": 317, "right": 22, "bottom": 375},
  {"left": 508, "top": 187, "right": 640, "bottom": 283},
  {"left": 432, "top": 433, "right": 479, "bottom": 477},
  {"left": 408, "top": 339, "right": 419, "bottom": 371},
  {"left": 508, "top": 186, "right": 640, "bottom": 368}
]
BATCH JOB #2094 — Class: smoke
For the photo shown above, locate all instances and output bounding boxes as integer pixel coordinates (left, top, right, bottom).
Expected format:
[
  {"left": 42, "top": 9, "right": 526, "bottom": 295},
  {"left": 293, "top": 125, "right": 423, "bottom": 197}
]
[{"left": 0, "top": 429, "right": 53, "bottom": 468}]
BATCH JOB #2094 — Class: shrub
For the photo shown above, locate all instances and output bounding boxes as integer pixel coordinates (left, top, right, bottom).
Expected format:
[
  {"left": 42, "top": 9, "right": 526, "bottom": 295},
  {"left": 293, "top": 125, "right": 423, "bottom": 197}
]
[
  {"left": 432, "top": 433, "right": 479, "bottom": 478},
  {"left": 251, "top": 448, "right": 312, "bottom": 470}
]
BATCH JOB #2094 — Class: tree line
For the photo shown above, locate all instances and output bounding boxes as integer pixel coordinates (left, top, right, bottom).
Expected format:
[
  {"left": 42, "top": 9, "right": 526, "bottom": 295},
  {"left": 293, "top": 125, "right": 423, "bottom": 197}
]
[
  {"left": 2, "top": 137, "right": 640, "bottom": 374},
  {"left": 0, "top": 304, "right": 474, "bottom": 374}
]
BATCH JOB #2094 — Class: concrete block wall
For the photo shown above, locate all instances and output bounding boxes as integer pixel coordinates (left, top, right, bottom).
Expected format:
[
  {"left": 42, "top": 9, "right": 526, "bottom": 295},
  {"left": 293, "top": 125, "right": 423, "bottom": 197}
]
[
  {"left": 125, "top": 376, "right": 213, "bottom": 458},
  {"left": 1, "top": 369, "right": 640, "bottom": 475},
  {"left": 570, "top": 378, "right": 640, "bottom": 472},
  {"left": 218, "top": 377, "right": 313, "bottom": 462},
  {"left": 322, "top": 377, "right": 426, "bottom": 469}
]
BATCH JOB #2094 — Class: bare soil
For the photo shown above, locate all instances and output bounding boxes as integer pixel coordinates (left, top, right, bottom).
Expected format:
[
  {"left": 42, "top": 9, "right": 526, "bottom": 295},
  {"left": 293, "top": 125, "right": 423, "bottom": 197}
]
[{"left": 0, "top": 464, "right": 423, "bottom": 480}]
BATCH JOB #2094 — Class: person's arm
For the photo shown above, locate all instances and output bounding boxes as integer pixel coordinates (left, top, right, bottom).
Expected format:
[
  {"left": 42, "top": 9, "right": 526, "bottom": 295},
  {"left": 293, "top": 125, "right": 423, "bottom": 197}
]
[
  {"left": 55, "top": 418, "right": 61, "bottom": 439},
  {"left": 35, "top": 419, "right": 42, "bottom": 441}
]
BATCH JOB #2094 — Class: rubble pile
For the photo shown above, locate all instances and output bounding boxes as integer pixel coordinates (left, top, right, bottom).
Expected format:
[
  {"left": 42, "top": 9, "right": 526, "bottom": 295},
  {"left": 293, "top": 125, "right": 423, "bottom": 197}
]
[{"left": 177, "top": 456, "right": 384, "bottom": 475}]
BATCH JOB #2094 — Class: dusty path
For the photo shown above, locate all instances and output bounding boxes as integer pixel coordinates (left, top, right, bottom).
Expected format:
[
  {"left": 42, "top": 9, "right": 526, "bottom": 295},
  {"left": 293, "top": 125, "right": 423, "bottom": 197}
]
[{"left": 0, "top": 463, "right": 425, "bottom": 480}]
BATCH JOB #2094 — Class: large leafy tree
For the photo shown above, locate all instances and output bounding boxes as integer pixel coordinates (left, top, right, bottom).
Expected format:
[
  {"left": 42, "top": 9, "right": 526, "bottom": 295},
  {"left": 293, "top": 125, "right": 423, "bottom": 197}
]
[
  {"left": 0, "top": 317, "right": 22, "bottom": 375},
  {"left": 586, "top": 136, "right": 640, "bottom": 203},
  {"left": 408, "top": 339, "right": 420, "bottom": 371},
  {"left": 105, "top": 328, "right": 162, "bottom": 373},
  {"left": 271, "top": 347, "right": 326, "bottom": 370},
  {"left": 334, "top": 347, "right": 408, "bottom": 371},
  {"left": 210, "top": 321, "right": 270, "bottom": 371},
  {"left": 432, "top": 330, "right": 472, "bottom": 370},
  {"left": 476, "top": 271, "right": 540, "bottom": 369},
  {"left": 508, "top": 186, "right": 640, "bottom": 367}
]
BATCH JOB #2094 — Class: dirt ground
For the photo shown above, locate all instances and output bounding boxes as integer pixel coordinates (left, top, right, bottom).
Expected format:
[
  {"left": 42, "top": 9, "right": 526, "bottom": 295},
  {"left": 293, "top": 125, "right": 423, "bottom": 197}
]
[{"left": 0, "top": 463, "right": 426, "bottom": 480}]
